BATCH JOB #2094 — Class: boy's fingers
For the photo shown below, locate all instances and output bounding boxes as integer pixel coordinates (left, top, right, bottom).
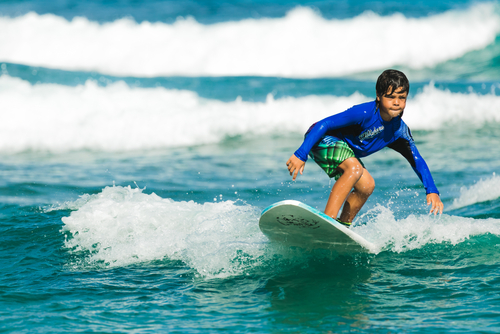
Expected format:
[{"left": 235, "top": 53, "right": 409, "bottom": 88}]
[
  {"left": 427, "top": 194, "right": 443, "bottom": 215},
  {"left": 286, "top": 155, "right": 304, "bottom": 181},
  {"left": 429, "top": 201, "right": 443, "bottom": 215},
  {"left": 437, "top": 203, "right": 444, "bottom": 214},
  {"left": 430, "top": 202, "right": 437, "bottom": 215},
  {"left": 293, "top": 168, "right": 303, "bottom": 180}
]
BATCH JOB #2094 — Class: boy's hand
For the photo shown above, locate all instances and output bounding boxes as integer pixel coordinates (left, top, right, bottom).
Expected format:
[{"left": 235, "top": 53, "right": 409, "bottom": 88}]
[
  {"left": 286, "top": 154, "right": 305, "bottom": 181},
  {"left": 427, "top": 193, "right": 444, "bottom": 215}
]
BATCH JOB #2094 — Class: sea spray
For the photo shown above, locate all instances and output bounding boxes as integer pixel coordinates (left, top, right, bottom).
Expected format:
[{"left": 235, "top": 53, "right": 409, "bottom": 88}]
[
  {"left": 60, "top": 185, "right": 500, "bottom": 278},
  {"left": 354, "top": 204, "right": 500, "bottom": 252},
  {"left": 61, "top": 185, "right": 269, "bottom": 278}
]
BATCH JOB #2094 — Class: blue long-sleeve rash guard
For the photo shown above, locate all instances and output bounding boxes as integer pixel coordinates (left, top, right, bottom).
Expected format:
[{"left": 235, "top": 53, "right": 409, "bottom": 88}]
[{"left": 294, "top": 100, "right": 439, "bottom": 195}]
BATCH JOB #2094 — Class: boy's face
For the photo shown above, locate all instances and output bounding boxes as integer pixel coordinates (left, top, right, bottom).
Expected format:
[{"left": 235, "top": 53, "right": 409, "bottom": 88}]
[{"left": 377, "top": 86, "right": 407, "bottom": 121}]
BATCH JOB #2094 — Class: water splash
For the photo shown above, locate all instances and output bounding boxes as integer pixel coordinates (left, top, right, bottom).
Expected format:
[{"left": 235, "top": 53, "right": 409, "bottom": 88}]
[
  {"left": 60, "top": 185, "right": 269, "bottom": 278},
  {"left": 60, "top": 186, "right": 500, "bottom": 278},
  {"left": 354, "top": 204, "right": 500, "bottom": 253}
]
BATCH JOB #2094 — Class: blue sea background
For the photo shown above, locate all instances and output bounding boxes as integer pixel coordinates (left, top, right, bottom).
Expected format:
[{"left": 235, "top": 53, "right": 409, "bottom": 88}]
[{"left": 1, "top": 0, "right": 500, "bottom": 332}]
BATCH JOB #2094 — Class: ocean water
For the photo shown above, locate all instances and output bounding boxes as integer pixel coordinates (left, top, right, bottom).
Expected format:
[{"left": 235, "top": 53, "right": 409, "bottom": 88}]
[{"left": 1, "top": 0, "right": 500, "bottom": 332}]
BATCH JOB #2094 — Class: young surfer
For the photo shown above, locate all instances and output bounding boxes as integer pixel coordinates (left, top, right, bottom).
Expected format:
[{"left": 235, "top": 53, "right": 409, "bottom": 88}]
[{"left": 286, "top": 69, "right": 443, "bottom": 226}]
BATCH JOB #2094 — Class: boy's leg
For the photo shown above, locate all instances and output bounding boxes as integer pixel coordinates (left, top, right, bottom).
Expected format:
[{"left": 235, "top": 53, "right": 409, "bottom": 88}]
[
  {"left": 339, "top": 168, "right": 375, "bottom": 223},
  {"left": 324, "top": 157, "right": 364, "bottom": 220}
]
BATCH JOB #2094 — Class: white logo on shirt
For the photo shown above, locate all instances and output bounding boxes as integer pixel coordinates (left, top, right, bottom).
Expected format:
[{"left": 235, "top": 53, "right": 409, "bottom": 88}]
[{"left": 359, "top": 126, "right": 384, "bottom": 142}]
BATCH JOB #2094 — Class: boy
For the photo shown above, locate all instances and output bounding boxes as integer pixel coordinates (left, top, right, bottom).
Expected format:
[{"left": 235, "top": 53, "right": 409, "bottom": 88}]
[{"left": 286, "top": 69, "right": 443, "bottom": 226}]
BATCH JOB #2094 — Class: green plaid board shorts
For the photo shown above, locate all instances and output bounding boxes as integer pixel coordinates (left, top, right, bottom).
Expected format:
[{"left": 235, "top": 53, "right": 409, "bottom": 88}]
[{"left": 309, "top": 136, "right": 364, "bottom": 180}]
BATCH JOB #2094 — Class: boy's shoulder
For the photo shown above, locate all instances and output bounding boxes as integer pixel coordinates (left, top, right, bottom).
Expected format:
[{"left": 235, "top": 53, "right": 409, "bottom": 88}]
[
  {"left": 340, "top": 101, "right": 377, "bottom": 125},
  {"left": 346, "top": 100, "right": 377, "bottom": 114}
]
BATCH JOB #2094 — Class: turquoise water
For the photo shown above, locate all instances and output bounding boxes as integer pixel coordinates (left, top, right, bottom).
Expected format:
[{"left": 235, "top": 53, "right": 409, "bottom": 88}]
[{"left": 1, "top": 1, "right": 500, "bottom": 332}]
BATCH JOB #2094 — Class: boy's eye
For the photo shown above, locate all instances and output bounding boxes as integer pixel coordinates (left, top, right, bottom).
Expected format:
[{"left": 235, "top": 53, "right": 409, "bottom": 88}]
[{"left": 384, "top": 94, "right": 406, "bottom": 99}]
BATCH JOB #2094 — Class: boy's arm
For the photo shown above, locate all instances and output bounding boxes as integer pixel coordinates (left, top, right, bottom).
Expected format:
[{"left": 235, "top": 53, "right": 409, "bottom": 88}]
[
  {"left": 388, "top": 136, "right": 444, "bottom": 215},
  {"left": 293, "top": 121, "right": 329, "bottom": 162},
  {"left": 294, "top": 106, "right": 367, "bottom": 161}
]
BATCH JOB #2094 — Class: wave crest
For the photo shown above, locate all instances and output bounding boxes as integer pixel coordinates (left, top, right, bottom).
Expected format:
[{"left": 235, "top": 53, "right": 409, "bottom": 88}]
[
  {"left": 1, "top": 75, "right": 500, "bottom": 152},
  {"left": 449, "top": 173, "right": 500, "bottom": 210},
  {"left": 1, "top": 3, "right": 499, "bottom": 77},
  {"left": 61, "top": 185, "right": 265, "bottom": 277}
]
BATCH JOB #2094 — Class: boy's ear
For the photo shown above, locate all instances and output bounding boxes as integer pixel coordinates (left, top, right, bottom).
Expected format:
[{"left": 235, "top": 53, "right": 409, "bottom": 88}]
[{"left": 376, "top": 95, "right": 380, "bottom": 101}]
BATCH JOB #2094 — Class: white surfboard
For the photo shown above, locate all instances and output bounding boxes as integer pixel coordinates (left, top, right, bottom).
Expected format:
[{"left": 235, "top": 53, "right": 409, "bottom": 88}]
[{"left": 259, "top": 200, "right": 378, "bottom": 254}]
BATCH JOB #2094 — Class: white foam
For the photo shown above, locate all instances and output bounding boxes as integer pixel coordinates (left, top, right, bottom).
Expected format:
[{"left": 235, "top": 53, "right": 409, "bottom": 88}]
[
  {"left": 60, "top": 187, "right": 500, "bottom": 274},
  {"left": 1, "top": 75, "right": 500, "bottom": 152},
  {"left": 1, "top": 3, "right": 499, "bottom": 77},
  {"left": 353, "top": 204, "right": 500, "bottom": 252},
  {"left": 61, "top": 185, "right": 267, "bottom": 278},
  {"left": 448, "top": 173, "right": 500, "bottom": 210},
  {"left": 60, "top": 186, "right": 339, "bottom": 277},
  {"left": 404, "top": 83, "right": 500, "bottom": 129},
  {"left": 0, "top": 75, "right": 364, "bottom": 152}
]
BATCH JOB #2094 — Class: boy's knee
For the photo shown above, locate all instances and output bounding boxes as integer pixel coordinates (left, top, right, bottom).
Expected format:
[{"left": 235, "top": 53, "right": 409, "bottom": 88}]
[
  {"left": 359, "top": 173, "right": 375, "bottom": 196},
  {"left": 366, "top": 178, "right": 376, "bottom": 195},
  {"left": 340, "top": 158, "right": 364, "bottom": 177}
]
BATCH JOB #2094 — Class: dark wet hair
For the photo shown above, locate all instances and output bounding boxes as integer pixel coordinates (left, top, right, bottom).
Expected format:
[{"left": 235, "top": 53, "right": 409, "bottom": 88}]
[{"left": 376, "top": 69, "right": 409, "bottom": 98}]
